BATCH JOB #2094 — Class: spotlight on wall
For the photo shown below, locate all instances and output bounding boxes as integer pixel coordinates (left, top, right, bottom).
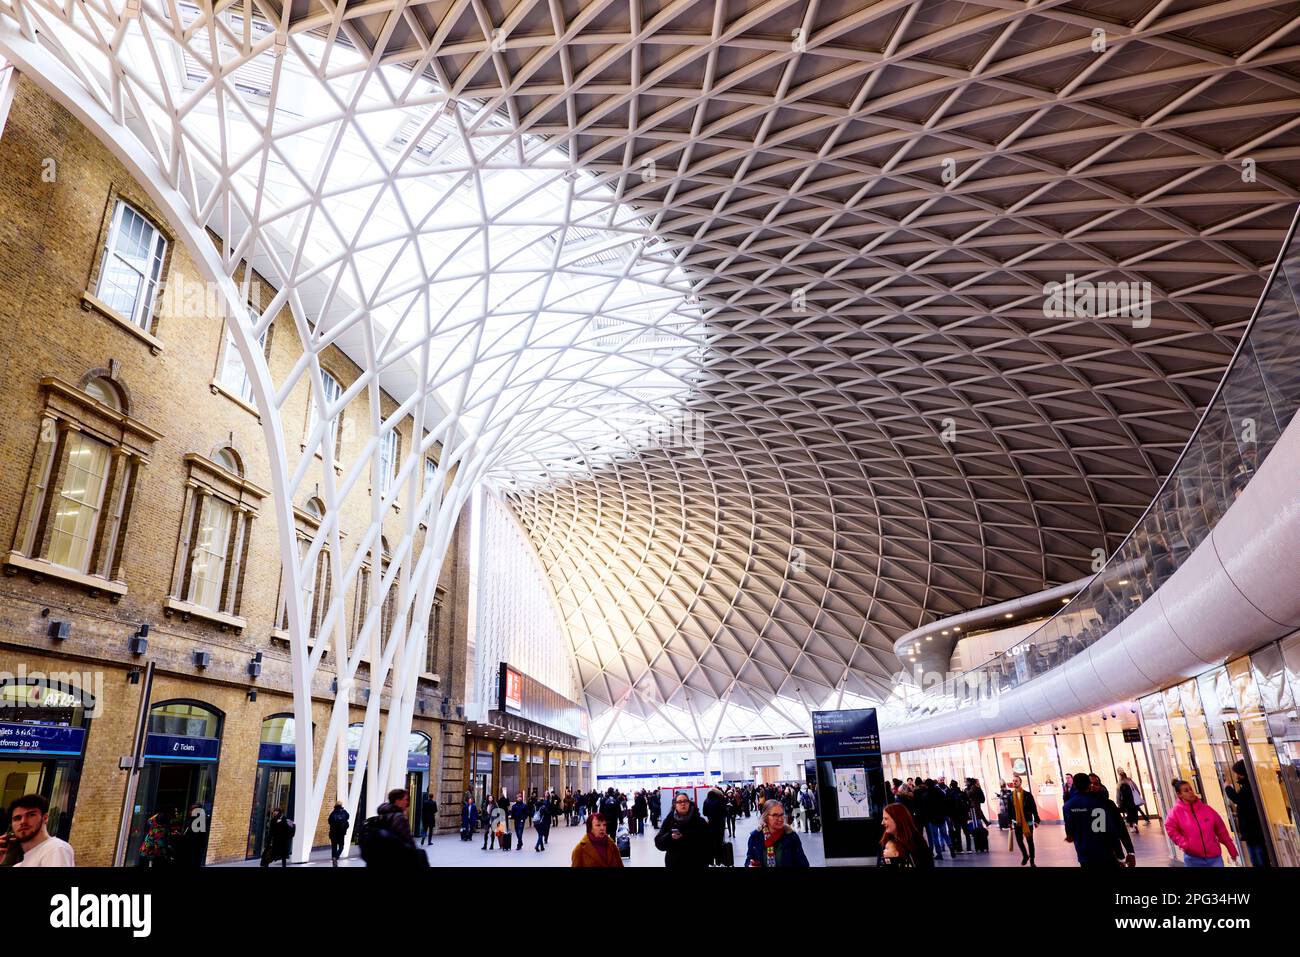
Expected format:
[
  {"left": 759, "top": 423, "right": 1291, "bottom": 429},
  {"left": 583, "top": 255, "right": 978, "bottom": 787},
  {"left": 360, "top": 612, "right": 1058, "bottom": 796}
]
[
  {"left": 48, "top": 620, "right": 70, "bottom": 641},
  {"left": 128, "top": 631, "right": 148, "bottom": 655},
  {"left": 127, "top": 670, "right": 142, "bottom": 685},
  {"left": 247, "top": 688, "right": 258, "bottom": 702},
  {"left": 137, "top": 623, "right": 150, "bottom": 638},
  {"left": 330, "top": 678, "right": 338, "bottom": 694},
  {"left": 193, "top": 650, "right": 211, "bottom": 668}
]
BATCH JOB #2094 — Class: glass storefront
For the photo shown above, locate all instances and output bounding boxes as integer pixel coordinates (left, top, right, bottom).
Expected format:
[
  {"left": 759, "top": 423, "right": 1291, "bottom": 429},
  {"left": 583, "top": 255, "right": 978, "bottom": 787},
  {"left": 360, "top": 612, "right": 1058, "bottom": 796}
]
[
  {"left": 127, "top": 700, "right": 223, "bottom": 867},
  {"left": 0, "top": 677, "right": 93, "bottom": 842},
  {"left": 246, "top": 714, "right": 296, "bottom": 860},
  {"left": 895, "top": 635, "right": 1300, "bottom": 865},
  {"left": 1137, "top": 638, "right": 1300, "bottom": 866},
  {"left": 888, "top": 710, "right": 1152, "bottom": 826}
]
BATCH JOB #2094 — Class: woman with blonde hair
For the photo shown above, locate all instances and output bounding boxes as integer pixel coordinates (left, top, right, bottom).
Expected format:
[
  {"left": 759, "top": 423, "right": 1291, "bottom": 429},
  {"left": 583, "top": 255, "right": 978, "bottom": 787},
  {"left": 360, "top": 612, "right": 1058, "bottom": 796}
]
[{"left": 744, "top": 799, "right": 810, "bottom": 867}]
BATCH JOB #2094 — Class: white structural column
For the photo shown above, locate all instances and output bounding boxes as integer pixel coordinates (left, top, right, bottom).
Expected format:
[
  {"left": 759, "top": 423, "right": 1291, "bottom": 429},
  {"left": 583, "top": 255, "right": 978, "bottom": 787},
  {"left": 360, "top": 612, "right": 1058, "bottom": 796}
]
[{"left": 0, "top": 0, "right": 702, "bottom": 862}]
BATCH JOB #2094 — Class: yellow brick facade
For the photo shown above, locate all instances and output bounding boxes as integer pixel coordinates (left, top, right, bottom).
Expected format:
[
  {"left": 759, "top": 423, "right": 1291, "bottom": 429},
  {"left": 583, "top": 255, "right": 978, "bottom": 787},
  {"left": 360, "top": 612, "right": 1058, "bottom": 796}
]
[{"left": 0, "top": 73, "right": 472, "bottom": 865}]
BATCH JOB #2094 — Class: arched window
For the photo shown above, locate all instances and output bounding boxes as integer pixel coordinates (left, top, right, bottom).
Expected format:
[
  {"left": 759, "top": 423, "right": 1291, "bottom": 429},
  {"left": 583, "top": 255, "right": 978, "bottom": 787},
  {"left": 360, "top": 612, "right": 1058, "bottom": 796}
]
[
  {"left": 83, "top": 376, "right": 124, "bottom": 412},
  {"left": 14, "top": 374, "right": 154, "bottom": 587},
  {"left": 167, "top": 447, "right": 261, "bottom": 625},
  {"left": 148, "top": 700, "right": 223, "bottom": 738},
  {"left": 260, "top": 714, "right": 295, "bottom": 745},
  {"left": 213, "top": 446, "right": 242, "bottom": 476}
]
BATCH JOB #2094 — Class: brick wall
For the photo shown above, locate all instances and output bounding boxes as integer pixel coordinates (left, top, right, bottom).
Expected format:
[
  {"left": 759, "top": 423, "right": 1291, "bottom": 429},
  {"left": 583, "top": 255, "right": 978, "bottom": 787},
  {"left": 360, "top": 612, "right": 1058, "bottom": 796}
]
[{"left": 0, "top": 74, "right": 469, "bottom": 864}]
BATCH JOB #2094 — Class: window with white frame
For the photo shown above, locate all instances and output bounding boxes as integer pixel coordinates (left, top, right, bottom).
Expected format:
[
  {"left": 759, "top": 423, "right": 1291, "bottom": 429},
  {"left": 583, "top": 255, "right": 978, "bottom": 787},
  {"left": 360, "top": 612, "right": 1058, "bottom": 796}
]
[
  {"left": 96, "top": 200, "right": 168, "bottom": 329},
  {"left": 425, "top": 600, "right": 441, "bottom": 675},
  {"left": 379, "top": 428, "right": 399, "bottom": 497},
  {"left": 167, "top": 450, "right": 261, "bottom": 626},
  {"left": 12, "top": 376, "right": 153, "bottom": 587},
  {"left": 45, "top": 432, "right": 112, "bottom": 573},
  {"left": 423, "top": 456, "right": 437, "bottom": 521},
  {"left": 217, "top": 310, "right": 271, "bottom": 404},
  {"left": 308, "top": 371, "right": 344, "bottom": 458},
  {"left": 186, "top": 495, "right": 234, "bottom": 610}
]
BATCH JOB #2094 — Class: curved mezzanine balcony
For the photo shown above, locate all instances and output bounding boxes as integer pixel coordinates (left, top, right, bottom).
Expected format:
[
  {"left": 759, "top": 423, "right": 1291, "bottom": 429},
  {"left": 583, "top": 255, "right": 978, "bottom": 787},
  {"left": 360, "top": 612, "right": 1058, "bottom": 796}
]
[{"left": 881, "top": 210, "right": 1300, "bottom": 750}]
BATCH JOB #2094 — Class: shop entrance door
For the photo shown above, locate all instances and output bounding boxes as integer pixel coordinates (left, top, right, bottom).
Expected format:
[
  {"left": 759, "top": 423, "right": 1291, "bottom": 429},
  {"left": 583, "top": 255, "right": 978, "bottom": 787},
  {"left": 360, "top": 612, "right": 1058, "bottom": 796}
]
[
  {"left": 247, "top": 766, "right": 295, "bottom": 859},
  {"left": 475, "top": 771, "right": 493, "bottom": 807},
  {"left": 501, "top": 761, "right": 520, "bottom": 800},
  {"left": 128, "top": 761, "right": 217, "bottom": 866}
]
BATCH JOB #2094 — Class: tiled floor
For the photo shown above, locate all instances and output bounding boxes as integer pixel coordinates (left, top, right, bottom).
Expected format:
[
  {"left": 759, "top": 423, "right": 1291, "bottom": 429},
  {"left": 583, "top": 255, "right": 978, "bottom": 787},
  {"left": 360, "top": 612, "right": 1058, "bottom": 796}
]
[{"left": 222, "top": 817, "right": 1174, "bottom": 868}]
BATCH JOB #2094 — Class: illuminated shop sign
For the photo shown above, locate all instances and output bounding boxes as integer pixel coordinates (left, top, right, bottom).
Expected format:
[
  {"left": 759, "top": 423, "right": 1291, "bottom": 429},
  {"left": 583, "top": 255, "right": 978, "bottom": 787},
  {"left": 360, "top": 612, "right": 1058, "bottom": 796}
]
[{"left": 0, "top": 722, "right": 87, "bottom": 757}]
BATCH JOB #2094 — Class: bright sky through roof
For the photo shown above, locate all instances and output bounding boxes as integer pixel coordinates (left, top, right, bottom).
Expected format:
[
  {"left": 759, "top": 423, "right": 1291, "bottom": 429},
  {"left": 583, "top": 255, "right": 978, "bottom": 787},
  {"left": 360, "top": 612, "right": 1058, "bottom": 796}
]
[{"left": 88, "top": 0, "right": 705, "bottom": 482}]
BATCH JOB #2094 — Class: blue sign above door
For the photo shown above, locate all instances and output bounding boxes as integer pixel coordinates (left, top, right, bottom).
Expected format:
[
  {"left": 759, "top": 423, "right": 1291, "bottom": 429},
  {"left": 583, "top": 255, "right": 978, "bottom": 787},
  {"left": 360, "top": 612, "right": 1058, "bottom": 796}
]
[
  {"left": 258, "top": 742, "right": 296, "bottom": 765},
  {"left": 144, "top": 733, "right": 221, "bottom": 762},
  {"left": 0, "top": 722, "right": 87, "bottom": 758}
]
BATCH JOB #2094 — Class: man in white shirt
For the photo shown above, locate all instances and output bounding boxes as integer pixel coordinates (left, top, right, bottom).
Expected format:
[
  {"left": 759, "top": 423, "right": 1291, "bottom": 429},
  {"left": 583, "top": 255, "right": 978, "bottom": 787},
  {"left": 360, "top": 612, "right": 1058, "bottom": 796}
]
[{"left": 7, "top": 793, "right": 76, "bottom": 867}]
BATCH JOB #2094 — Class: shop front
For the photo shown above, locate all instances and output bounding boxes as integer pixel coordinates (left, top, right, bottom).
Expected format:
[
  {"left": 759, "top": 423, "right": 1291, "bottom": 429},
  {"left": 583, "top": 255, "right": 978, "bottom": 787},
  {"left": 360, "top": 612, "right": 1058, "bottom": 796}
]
[
  {"left": 246, "top": 714, "right": 297, "bottom": 860},
  {"left": 406, "top": 731, "right": 432, "bottom": 836},
  {"left": 126, "top": 700, "right": 223, "bottom": 866},
  {"left": 885, "top": 709, "right": 1162, "bottom": 827},
  {"left": 0, "top": 677, "right": 93, "bottom": 842},
  {"left": 470, "top": 749, "right": 494, "bottom": 805},
  {"left": 500, "top": 752, "right": 520, "bottom": 799},
  {"left": 1138, "top": 633, "right": 1300, "bottom": 867}
]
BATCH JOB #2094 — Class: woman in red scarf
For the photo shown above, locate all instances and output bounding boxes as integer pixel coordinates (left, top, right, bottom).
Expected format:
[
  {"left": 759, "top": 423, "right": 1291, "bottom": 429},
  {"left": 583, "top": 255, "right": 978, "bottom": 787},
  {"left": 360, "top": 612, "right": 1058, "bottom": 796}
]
[{"left": 571, "top": 813, "right": 624, "bottom": 867}]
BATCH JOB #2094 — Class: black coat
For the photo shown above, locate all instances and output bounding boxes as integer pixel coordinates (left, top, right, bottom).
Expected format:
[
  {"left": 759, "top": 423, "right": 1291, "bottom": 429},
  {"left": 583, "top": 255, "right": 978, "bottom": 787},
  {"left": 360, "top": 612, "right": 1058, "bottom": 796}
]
[
  {"left": 1225, "top": 781, "right": 1265, "bottom": 844},
  {"left": 654, "top": 808, "right": 712, "bottom": 869},
  {"left": 702, "top": 790, "right": 728, "bottom": 844},
  {"left": 328, "top": 807, "right": 351, "bottom": 838},
  {"left": 421, "top": 798, "right": 438, "bottom": 826}
]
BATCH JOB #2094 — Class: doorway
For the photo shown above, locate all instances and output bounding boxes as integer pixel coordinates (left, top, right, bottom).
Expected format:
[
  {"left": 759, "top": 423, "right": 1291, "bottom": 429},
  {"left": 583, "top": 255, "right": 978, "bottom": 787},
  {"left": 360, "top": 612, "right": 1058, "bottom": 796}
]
[{"left": 247, "top": 765, "right": 295, "bottom": 859}]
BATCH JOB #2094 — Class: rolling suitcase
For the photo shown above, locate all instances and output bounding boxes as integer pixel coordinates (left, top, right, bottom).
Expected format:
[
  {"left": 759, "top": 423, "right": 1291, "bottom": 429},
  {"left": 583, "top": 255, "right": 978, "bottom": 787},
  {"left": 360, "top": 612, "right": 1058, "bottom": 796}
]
[
  {"left": 810, "top": 814, "right": 821, "bottom": 833},
  {"left": 969, "top": 808, "right": 989, "bottom": 852}
]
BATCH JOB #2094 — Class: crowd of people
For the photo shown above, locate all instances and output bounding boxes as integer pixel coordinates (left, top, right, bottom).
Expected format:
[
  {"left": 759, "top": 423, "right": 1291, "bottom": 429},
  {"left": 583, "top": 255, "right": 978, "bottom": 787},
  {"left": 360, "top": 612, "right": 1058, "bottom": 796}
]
[
  {"left": 3, "top": 762, "right": 1248, "bottom": 870},
  {"left": 454, "top": 781, "right": 820, "bottom": 868}
]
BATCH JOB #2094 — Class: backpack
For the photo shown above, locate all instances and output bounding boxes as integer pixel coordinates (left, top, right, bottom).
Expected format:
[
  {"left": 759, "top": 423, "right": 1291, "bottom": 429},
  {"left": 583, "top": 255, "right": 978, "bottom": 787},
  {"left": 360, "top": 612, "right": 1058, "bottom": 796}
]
[
  {"left": 532, "top": 808, "right": 543, "bottom": 825},
  {"left": 357, "top": 814, "right": 405, "bottom": 866}
]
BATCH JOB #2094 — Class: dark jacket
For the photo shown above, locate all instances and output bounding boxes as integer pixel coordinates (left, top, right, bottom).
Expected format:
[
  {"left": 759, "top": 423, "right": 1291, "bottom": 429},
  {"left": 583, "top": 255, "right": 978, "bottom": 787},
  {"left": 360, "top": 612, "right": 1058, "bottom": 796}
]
[
  {"left": 653, "top": 807, "right": 712, "bottom": 868},
  {"left": 362, "top": 801, "right": 426, "bottom": 868},
  {"left": 702, "top": 789, "right": 728, "bottom": 844},
  {"left": 460, "top": 802, "right": 478, "bottom": 831},
  {"left": 1224, "top": 781, "right": 1265, "bottom": 845},
  {"left": 328, "top": 807, "right": 351, "bottom": 838},
  {"left": 599, "top": 794, "right": 621, "bottom": 824},
  {"left": 744, "top": 828, "right": 810, "bottom": 868},
  {"left": 264, "top": 815, "right": 295, "bottom": 861},
  {"left": 1008, "top": 788, "right": 1040, "bottom": 831},
  {"left": 510, "top": 800, "right": 529, "bottom": 825},
  {"left": 1063, "top": 792, "right": 1127, "bottom": 866},
  {"left": 421, "top": 798, "right": 438, "bottom": 827}
]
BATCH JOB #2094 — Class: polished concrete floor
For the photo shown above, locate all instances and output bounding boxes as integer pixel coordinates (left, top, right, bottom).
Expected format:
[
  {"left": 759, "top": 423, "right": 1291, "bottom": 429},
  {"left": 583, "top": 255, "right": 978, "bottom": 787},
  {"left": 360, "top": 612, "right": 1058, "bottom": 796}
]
[{"left": 225, "top": 816, "right": 1175, "bottom": 867}]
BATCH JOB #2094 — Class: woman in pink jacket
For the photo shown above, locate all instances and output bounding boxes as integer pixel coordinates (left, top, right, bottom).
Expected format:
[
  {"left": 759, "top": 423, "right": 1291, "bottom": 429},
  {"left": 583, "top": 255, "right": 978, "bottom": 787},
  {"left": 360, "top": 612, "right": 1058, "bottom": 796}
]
[{"left": 1165, "top": 780, "right": 1238, "bottom": 867}]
